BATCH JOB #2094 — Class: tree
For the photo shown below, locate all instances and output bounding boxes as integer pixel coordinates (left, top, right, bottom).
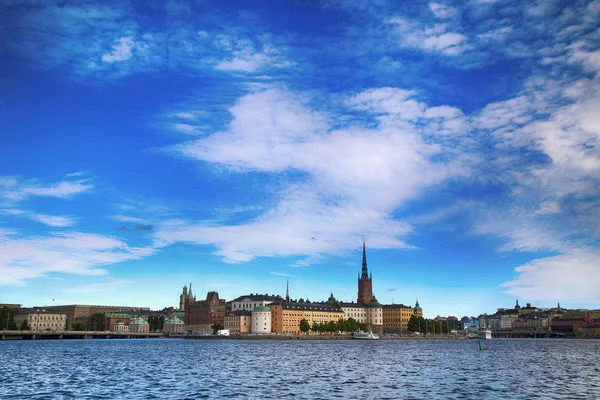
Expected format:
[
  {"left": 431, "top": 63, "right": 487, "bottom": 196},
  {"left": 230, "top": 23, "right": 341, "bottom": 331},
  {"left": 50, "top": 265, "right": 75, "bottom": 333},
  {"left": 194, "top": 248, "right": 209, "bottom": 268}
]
[
  {"left": 72, "top": 322, "right": 87, "bottom": 331},
  {"left": 211, "top": 323, "right": 224, "bottom": 334},
  {"left": 299, "top": 319, "right": 310, "bottom": 334},
  {"left": 89, "top": 313, "right": 106, "bottom": 331},
  {"left": 20, "top": 320, "right": 30, "bottom": 331}
]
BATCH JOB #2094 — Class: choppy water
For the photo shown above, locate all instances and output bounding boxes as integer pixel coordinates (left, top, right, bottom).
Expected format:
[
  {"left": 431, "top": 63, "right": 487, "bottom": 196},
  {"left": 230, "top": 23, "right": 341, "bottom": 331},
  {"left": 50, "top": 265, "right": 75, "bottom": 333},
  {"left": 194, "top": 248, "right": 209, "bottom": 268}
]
[{"left": 1, "top": 338, "right": 599, "bottom": 399}]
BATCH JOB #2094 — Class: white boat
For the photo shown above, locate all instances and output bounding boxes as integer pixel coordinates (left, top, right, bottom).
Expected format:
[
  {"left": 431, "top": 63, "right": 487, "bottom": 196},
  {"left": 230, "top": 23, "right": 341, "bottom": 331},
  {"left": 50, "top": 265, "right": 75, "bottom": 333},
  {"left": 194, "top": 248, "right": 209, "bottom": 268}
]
[
  {"left": 353, "top": 330, "right": 379, "bottom": 340},
  {"left": 478, "top": 329, "right": 492, "bottom": 340}
]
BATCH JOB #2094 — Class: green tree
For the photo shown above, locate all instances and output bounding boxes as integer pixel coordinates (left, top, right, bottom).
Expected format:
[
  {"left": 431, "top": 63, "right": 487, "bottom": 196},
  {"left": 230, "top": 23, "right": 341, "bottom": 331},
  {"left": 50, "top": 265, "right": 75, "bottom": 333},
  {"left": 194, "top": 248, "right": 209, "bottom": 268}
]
[
  {"left": 72, "top": 322, "right": 87, "bottom": 331},
  {"left": 1, "top": 308, "right": 18, "bottom": 330},
  {"left": 89, "top": 313, "right": 106, "bottom": 331},
  {"left": 299, "top": 318, "right": 310, "bottom": 334},
  {"left": 211, "top": 323, "right": 224, "bottom": 334},
  {"left": 19, "top": 320, "right": 30, "bottom": 331}
]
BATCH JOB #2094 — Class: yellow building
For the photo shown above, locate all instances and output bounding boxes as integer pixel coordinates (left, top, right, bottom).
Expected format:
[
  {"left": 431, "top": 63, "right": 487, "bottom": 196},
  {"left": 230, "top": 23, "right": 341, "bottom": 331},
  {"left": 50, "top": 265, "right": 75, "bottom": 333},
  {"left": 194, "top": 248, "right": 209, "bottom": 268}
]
[
  {"left": 13, "top": 309, "right": 67, "bottom": 332},
  {"left": 270, "top": 301, "right": 344, "bottom": 334},
  {"left": 383, "top": 303, "right": 415, "bottom": 334}
]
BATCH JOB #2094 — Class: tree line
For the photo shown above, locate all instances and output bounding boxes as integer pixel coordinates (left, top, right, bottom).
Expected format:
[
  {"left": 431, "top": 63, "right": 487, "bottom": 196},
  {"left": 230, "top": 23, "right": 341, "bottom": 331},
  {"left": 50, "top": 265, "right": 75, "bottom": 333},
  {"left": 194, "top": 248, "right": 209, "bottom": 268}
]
[
  {"left": 299, "top": 317, "right": 368, "bottom": 334},
  {"left": 407, "top": 315, "right": 461, "bottom": 334}
]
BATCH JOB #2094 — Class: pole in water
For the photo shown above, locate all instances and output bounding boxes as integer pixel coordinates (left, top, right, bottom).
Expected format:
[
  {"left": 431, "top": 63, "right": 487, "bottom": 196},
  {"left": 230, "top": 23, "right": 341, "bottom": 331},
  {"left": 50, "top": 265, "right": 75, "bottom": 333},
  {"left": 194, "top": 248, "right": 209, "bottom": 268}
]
[{"left": 477, "top": 335, "right": 483, "bottom": 351}]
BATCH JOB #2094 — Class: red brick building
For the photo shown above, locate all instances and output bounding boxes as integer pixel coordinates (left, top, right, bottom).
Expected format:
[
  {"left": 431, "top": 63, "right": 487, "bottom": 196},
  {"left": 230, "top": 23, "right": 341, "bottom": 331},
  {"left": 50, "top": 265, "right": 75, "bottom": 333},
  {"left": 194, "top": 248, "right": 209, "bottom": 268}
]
[{"left": 184, "top": 292, "right": 226, "bottom": 334}]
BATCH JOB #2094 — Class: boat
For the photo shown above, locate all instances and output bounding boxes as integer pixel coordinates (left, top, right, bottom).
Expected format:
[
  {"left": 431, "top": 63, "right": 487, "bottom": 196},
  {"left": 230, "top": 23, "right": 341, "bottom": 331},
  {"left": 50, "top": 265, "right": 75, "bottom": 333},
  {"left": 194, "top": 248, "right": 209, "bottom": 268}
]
[
  {"left": 467, "top": 332, "right": 478, "bottom": 339},
  {"left": 353, "top": 330, "right": 379, "bottom": 340},
  {"left": 478, "top": 329, "right": 492, "bottom": 340}
]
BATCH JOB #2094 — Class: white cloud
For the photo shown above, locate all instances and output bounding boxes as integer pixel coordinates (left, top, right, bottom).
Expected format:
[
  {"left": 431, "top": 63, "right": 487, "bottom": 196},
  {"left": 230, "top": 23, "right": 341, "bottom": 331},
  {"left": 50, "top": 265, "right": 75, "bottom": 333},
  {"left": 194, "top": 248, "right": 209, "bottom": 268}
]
[
  {"left": 429, "top": 3, "right": 457, "bottom": 19},
  {"left": 102, "top": 37, "right": 135, "bottom": 63},
  {"left": 388, "top": 18, "right": 468, "bottom": 55},
  {"left": 0, "top": 232, "right": 156, "bottom": 286},
  {"left": 64, "top": 279, "right": 133, "bottom": 293},
  {"left": 159, "top": 86, "right": 473, "bottom": 262},
  {"left": 0, "top": 176, "right": 93, "bottom": 203},
  {"left": 501, "top": 249, "right": 600, "bottom": 303},
  {"left": 31, "top": 214, "right": 76, "bottom": 228}
]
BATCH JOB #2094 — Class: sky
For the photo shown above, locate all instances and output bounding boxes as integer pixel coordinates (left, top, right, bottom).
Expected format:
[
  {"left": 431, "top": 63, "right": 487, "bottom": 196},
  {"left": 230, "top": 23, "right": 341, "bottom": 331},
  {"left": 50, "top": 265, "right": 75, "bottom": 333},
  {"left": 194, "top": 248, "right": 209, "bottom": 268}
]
[{"left": 1, "top": 0, "right": 599, "bottom": 318}]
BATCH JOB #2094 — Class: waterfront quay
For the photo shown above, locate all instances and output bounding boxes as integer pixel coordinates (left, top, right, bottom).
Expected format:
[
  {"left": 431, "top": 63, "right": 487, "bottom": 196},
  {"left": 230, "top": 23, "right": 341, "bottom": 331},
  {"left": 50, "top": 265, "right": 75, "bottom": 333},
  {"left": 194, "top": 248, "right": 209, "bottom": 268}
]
[{"left": 0, "top": 330, "right": 163, "bottom": 340}]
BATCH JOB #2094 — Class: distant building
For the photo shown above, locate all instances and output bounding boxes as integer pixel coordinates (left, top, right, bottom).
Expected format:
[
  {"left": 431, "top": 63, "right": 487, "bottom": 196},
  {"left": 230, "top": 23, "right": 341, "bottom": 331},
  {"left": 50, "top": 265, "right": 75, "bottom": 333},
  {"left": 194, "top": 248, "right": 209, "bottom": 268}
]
[
  {"left": 357, "top": 241, "right": 373, "bottom": 305},
  {"left": 414, "top": 300, "right": 423, "bottom": 318},
  {"left": 163, "top": 315, "right": 185, "bottom": 336},
  {"left": 0, "top": 304, "right": 22, "bottom": 309},
  {"left": 230, "top": 293, "right": 282, "bottom": 311},
  {"left": 179, "top": 283, "right": 196, "bottom": 312},
  {"left": 270, "top": 301, "right": 344, "bottom": 334},
  {"left": 224, "top": 310, "right": 252, "bottom": 335},
  {"left": 185, "top": 292, "right": 227, "bottom": 334},
  {"left": 382, "top": 303, "right": 415, "bottom": 334},
  {"left": 252, "top": 306, "right": 272, "bottom": 334},
  {"left": 13, "top": 308, "right": 66, "bottom": 332},
  {"left": 129, "top": 317, "right": 150, "bottom": 333},
  {"left": 106, "top": 313, "right": 133, "bottom": 331},
  {"left": 37, "top": 305, "right": 150, "bottom": 330},
  {"left": 340, "top": 302, "right": 367, "bottom": 323},
  {"left": 113, "top": 320, "right": 129, "bottom": 332},
  {"left": 463, "top": 318, "right": 479, "bottom": 331}
]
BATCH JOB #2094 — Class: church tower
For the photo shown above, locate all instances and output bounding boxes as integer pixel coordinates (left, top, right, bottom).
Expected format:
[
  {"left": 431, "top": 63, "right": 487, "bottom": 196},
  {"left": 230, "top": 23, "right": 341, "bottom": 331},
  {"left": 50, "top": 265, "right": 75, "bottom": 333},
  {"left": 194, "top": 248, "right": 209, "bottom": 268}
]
[{"left": 357, "top": 241, "right": 373, "bottom": 305}]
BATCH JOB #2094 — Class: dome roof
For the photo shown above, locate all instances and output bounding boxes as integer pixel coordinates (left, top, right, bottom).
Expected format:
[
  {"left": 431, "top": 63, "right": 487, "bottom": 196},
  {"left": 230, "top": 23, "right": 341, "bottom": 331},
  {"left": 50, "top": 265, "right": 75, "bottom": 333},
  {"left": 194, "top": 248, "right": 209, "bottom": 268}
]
[
  {"left": 414, "top": 300, "right": 422, "bottom": 311},
  {"left": 164, "top": 316, "right": 184, "bottom": 326},
  {"left": 366, "top": 297, "right": 382, "bottom": 308},
  {"left": 253, "top": 306, "right": 271, "bottom": 312},
  {"left": 130, "top": 317, "right": 149, "bottom": 325}
]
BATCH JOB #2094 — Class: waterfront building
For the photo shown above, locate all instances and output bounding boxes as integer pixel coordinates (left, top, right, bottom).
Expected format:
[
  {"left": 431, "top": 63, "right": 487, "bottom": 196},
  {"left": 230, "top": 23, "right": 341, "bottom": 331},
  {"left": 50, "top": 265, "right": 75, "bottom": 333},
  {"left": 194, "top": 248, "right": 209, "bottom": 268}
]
[
  {"left": 37, "top": 305, "right": 150, "bottom": 330},
  {"left": 224, "top": 310, "right": 252, "bottom": 334},
  {"left": 163, "top": 315, "right": 185, "bottom": 335},
  {"left": 463, "top": 318, "right": 479, "bottom": 331},
  {"left": 13, "top": 309, "right": 66, "bottom": 332},
  {"left": 185, "top": 291, "right": 227, "bottom": 334},
  {"left": 414, "top": 300, "right": 423, "bottom": 318},
  {"left": 230, "top": 293, "right": 282, "bottom": 311},
  {"left": 382, "top": 303, "right": 414, "bottom": 334},
  {"left": 106, "top": 313, "right": 133, "bottom": 331},
  {"left": 252, "top": 306, "right": 272, "bottom": 334},
  {"left": 129, "top": 317, "right": 150, "bottom": 333},
  {"left": 113, "top": 320, "right": 129, "bottom": 332},
  {"left": 270, "top": 301, "right": 344, "bottom": 334},
  {"left": 357, "top": 241, "right": 373, "bottom": 305},
  {"left": 179, "top": 283, "right": 195, "bottom": 312},
  {"left": 513, "top": 315, "right": 548, "bottom": 331},
  {"left": 340, "top": 302, "right": 367, "bottom": 323}
]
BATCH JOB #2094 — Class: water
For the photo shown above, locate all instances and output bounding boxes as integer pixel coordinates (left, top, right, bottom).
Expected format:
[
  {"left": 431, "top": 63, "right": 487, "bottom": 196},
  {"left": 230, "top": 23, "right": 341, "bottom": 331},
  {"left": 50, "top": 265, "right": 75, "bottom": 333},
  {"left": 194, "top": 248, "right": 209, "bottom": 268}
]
[{"left": 1, "top": 338, "right": 599, "bottom": 399}]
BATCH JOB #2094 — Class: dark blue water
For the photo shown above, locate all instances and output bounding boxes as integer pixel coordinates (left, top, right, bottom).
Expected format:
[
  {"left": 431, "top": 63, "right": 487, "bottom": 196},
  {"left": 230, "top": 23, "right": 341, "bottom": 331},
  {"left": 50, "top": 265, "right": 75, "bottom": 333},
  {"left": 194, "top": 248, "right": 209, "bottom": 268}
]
[{"left": 1, "top": 338, "right": 599, "bottom": 399}]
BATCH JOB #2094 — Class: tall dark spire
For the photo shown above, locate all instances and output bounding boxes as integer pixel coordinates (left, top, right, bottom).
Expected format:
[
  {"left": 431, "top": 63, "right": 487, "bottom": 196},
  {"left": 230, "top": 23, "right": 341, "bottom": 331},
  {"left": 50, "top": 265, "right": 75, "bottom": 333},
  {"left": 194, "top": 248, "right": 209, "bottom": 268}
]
[
  {"left": 361, "top": 240, "right": 369, "bottom": 279},
  {"left": 285, "top": 280, "right": 290, "bottom": 302}
]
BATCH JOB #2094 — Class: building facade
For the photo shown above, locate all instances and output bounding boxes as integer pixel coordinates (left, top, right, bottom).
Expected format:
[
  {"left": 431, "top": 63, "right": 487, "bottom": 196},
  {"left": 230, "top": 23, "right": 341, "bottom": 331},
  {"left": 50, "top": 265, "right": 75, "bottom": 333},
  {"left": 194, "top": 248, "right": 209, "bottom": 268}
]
[
  {"left": 230, "top": 294, "right": 282, "bottom": 311},
  {"left": 185, "top": 291, "right": 227, "bottom": 334},
  {"left": 270, "top": 301, "right": 344, "bottom": 334},
  {"left": 382, "top": 303, "right": 414, "bottom": 334},
  {"left": 163, "top": 315, "right": 185, "bottom": 335},
  {"left": 129, "top": 317, "right": 150, "bottom": 333},
  {"left": 224, "top": 310, "right": 252, "bottom": 335},
  {"left": 38, "top": 305, "right": 149, "bottom": 330},
  {"left": 252, "top": 306, "right": 272, "bottom": 334},
  {"left": 13, "top": 309, "right": 67, "bottom": 332}
]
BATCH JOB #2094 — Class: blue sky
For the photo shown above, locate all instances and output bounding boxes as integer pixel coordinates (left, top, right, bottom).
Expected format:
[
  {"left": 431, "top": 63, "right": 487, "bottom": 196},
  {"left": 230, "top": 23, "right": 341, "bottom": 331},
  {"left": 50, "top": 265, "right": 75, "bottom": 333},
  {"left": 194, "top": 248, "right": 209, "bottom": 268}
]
[{"left": 1, "top": 0, "right": 599, "bottom": 318}]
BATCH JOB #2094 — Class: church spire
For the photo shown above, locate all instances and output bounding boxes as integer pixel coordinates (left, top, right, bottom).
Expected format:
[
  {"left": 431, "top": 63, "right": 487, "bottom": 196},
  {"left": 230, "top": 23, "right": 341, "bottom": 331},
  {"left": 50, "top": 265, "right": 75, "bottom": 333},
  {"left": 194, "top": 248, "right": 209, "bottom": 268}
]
[
  {"left": 361, "top": 240, "right": 369, "bottom": 279},
  {"left": 285, "top": 280, "right": 290, "bottom": 302}
]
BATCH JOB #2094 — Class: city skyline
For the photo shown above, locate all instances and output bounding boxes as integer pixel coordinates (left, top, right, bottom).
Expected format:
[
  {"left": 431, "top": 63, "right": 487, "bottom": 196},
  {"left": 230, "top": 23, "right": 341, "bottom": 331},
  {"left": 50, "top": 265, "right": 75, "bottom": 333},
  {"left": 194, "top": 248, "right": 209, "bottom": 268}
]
[{"left": 1, "top": 0, "right": 599, "bottom": 318}]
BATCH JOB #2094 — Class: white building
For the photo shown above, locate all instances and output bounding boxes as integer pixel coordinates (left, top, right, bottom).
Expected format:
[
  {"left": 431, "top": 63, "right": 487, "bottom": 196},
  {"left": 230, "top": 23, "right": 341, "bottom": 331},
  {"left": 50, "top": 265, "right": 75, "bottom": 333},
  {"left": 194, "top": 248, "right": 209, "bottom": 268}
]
[
  {"left": 230, "top": 294, "right": 282, "bottom": 311},
  {"left": 252, "top": 306, "right": 272, "bottom": 334}
]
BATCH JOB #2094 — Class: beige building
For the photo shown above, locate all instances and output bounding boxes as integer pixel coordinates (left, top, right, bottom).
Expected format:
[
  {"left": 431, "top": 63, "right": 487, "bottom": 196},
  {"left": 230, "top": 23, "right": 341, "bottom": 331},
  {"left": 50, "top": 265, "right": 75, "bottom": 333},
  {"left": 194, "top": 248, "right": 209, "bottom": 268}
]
[
  {"left": 224, "top": 310, "right": 252, "bottom": 334},
  {"left": 341, "top": 302, "right": 367, "bottom": 323},
  {"left": 13, "top": 309, "right": 67, "bottom": 332},
  {"left": 113, "top": 321, "right": 130, "bottom": 332},
  {"left": 129, "top": 317, "right": 149, "bottom": 333},
  {"left": 270, "top": 301, "right": 344, "bottom": 334},
  {"left": 163, "top": 316, "right": 185, "bottom": 335}
]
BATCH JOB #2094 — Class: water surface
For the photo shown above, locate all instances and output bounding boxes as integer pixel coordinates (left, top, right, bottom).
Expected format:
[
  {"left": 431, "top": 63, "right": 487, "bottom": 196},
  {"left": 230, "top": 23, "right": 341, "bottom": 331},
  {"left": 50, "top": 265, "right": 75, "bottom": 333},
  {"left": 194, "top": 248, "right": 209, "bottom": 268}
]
[{"left": 1, "top": 338, "right": 598, "bottom": 399}]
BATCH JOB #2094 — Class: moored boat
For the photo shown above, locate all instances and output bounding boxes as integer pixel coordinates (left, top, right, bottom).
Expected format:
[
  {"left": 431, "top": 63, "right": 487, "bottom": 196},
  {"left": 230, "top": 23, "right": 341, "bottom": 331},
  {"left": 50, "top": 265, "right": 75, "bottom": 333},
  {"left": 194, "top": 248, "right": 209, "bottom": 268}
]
[
  {"left": 353, "top": 330, "right": 379, "bottom": 340},
  {"left": 478, "top": 329, "right": 492, "bottom": 340}
]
